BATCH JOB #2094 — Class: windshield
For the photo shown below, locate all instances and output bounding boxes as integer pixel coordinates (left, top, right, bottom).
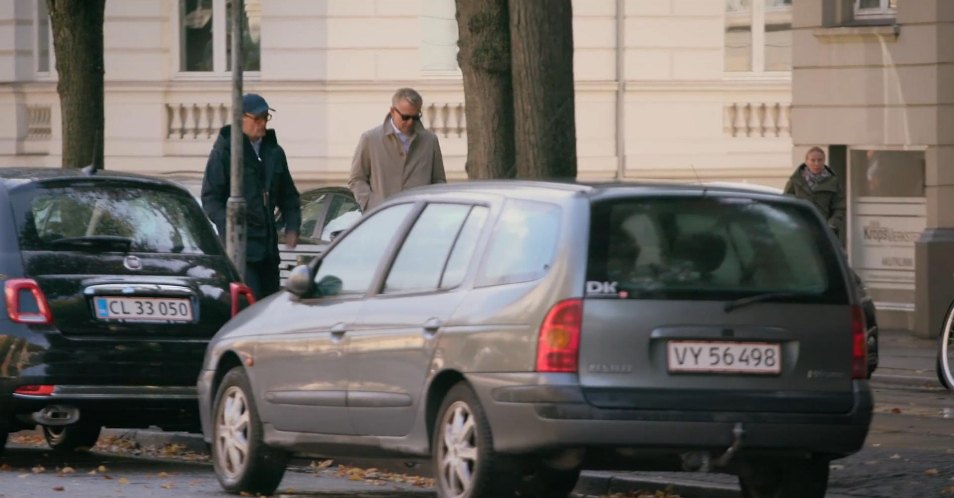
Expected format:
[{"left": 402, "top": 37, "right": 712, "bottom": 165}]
[
  {"left": 13, "top": 183, "right": 222, "bottom": 255},
  {"left": 586, "top": 196, "right": 848, "bottom": 303}
]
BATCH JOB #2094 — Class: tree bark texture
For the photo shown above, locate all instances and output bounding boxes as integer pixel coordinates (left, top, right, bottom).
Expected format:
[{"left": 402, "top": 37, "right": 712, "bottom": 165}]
[
  {"left": 48, "top": 0, "right": 106, "bottom": 169},
  {"left": 509, "top": 0, "right": 577, "bottom": 179},
  {"left": 455, "top": 0, "right": 515, "bottom": 179}
]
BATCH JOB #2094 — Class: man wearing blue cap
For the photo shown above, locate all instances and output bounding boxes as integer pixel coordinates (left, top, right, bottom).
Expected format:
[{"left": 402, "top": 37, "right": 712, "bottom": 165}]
[{"left": 201, "top": 93, "right": 301, "bottom": 299}]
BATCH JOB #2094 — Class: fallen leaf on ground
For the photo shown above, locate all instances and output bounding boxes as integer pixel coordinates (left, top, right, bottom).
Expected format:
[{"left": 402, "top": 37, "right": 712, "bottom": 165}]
[
  {"left": 32, "top": 465, "right": 45, "bottom": 474},
  {"left": 925, "top": 468, "right": 940, "bottom": 476},
  {"left": 52, "top": 486, "right": 64, "bottom": 492},
  {"left": 59, "top": 466, "right": 75, "bottom": 475}
]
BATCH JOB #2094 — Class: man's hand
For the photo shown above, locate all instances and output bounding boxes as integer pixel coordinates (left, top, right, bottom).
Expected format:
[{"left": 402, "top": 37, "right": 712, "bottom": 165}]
[{"left": 284, "top": 231, "right": 299, "bottom": 249}]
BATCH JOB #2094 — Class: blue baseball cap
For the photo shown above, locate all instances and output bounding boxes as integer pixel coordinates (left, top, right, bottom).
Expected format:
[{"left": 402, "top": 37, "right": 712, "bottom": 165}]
[{"left": 242, "top": 93, "right": 275, "bottom": 116}]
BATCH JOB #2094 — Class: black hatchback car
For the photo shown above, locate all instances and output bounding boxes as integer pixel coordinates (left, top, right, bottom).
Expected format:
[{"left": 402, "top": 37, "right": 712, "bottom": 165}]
[{"left": 0, "top": 168, "right": 251, "bottom": 453}]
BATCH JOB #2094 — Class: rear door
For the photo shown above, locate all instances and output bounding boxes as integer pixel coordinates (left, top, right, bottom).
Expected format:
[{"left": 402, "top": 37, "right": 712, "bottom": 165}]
[{"left": 579, "top": 195, "right": 856, "bottom": 414}]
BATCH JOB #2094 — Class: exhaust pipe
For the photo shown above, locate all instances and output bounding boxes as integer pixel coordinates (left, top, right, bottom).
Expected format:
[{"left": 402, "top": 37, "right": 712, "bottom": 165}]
[{"left": 31, "top": 405, "right": 80, "bottom": 426}]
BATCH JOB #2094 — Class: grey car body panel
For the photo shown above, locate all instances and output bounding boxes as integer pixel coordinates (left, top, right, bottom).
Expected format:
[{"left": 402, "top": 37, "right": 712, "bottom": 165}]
[{"left": 197, "top": 180, "right": 871, "bottom": 466}]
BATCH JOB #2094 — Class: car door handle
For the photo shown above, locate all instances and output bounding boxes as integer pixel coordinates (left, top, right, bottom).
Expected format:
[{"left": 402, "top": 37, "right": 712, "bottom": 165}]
[
  {"left": 330, "top": 323, "right": 347, "bottom": 337},
  {"left": 423, "top": 318, "right": 442, "bottom": 335}
]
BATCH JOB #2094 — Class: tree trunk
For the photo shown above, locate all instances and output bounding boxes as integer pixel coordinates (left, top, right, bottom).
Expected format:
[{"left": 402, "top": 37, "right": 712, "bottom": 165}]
[
  {"left": 48, "top": 0, "right": 106, "bottom": 170},
  {"left": 509, "top": 0, "right": 577, "bottom": 179},
  {"left": 455, "top": 0, "right": 515, "bottom": 179}
]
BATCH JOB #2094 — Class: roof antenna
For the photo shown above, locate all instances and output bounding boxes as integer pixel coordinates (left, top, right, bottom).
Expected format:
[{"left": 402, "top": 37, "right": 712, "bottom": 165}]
[
  {"left": 688, "top": 163, "right": 707, "bottom": 193},
  {"left": 81, "top": 130, "right": 102, "bottom": 176}
]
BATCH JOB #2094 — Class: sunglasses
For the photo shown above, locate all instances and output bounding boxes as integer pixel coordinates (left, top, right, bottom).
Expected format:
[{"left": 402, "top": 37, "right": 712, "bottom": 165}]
[
  {"left": 244, "top": 113, "right": 272, "bottom": 122},
  {"left": 392, "top": 108, "right": 422, "bottom": 122}
]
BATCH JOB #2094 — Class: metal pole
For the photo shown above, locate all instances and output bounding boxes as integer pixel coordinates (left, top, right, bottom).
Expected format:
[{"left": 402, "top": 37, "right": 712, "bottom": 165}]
[{"left": 226, "top": 0, "right": 246, "bottom": 279}]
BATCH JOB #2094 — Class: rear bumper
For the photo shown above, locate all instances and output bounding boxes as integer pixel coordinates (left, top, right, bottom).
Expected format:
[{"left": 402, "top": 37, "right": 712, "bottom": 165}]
[
  {"left": 467, "top": 373, "right": 873, "bottom": 458},
  {"left": 4, "top": 384, "right": 200, "bottom": 431}
]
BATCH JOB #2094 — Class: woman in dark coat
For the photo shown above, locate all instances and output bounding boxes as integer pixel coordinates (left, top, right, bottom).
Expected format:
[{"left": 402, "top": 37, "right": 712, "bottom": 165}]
[{"left": 784, "top": 146, "right": 846, "bottom": 237}]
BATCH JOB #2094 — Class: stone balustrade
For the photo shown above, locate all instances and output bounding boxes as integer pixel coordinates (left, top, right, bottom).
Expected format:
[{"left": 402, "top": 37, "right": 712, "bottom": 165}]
[
  {"left": 723, "top": 102, "right": 790, "bottom": 138},
  {"left": 26, "top": 105, "right": 52, "bottom": 139},
  {"left": 424, "top": 102, "right": 465, "bottom": 138},
  {"left": 166, "top": 102, "right": 229, "bottom": 140}
]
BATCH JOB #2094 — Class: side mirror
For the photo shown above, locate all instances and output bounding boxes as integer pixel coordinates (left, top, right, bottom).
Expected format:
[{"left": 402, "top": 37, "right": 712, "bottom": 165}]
[
  {"left": 285, "top": 265, "right": 313, "bottom": 296},
  {"left": 315, "top": 275, "right": 343, "bottom": 297}
]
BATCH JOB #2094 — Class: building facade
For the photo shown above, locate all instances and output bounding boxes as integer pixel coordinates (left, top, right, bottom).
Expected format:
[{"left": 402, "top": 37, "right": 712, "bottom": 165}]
[
  {"left": 793, "top": 0, "right": 951, "bottom": 337},
  {"left": 5, "top": 0, "right": 947, "bottom": 335},
  {"left": 0, "top": 0, "right": 794, "bottom": 186}
]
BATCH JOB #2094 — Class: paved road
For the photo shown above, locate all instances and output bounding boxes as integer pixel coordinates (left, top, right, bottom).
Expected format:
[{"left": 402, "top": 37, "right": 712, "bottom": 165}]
[{"left": 0, "top": 445, "right": 433, "bottom": 498}]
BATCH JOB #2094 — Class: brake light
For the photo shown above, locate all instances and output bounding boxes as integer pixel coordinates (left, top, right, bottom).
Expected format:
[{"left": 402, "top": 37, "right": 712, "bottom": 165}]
[
  {"left": 5, "top": 278, "right": 53, "bottom": 325},
  {"left": 14, "top": 385, "right": 55, "bottom": 396},
  {"left": 230, "top": 282, "right": 256, "bottom": 317},
  {"left": 850, "top": 305, "right": 868, "bottom": 379},
  {"left": 536, "top": 299, "right": 582, "bottom": 373}
]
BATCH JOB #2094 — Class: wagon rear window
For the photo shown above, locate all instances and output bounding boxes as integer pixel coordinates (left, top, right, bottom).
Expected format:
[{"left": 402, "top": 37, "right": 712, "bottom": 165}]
[{"left": 587, "top": 196, "right": 848, "bottom": 303}]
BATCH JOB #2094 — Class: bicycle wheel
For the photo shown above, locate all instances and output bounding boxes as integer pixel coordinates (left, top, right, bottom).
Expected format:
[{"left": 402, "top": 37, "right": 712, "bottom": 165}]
[{"left": 936, "top": 301, "right": 954, "bottom": 390}]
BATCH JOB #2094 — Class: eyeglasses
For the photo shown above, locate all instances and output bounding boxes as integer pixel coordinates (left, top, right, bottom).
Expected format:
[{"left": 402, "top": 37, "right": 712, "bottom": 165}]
[
  {"left": 244, "top": 113, "right": 272, "bottom": 122},
  {"left": 392, "top": 107, "right": 421, "bottom": 122}
]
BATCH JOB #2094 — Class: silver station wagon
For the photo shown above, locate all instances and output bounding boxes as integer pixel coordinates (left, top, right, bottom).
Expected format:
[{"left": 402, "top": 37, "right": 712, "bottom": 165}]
[{"left": 197, "top": 181, "right": 873, "bottom": 498}]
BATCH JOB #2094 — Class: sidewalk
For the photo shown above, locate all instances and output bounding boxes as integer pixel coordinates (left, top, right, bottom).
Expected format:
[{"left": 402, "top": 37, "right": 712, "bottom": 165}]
[
  {"left": 25, "top": 328, "right": 949, "bottom": 497},
  {"left": 867, "top": 327, "right": 940, "bottom": 389}
]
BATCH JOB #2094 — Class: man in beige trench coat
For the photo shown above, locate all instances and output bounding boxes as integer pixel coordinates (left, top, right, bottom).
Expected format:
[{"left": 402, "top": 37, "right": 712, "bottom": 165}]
[{"left": 348, "top": 87, "right": 447, "bottom": 212}]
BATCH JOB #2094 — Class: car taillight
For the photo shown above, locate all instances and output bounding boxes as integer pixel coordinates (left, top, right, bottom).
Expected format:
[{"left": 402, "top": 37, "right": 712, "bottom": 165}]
[
  {"left": 230, "top": 282, "right": 256, "bottom": 318},
  {"left": 5, "top": 278, "right": 53, "bottom": 325},
  {"left": 851, "top": 305, "right": 868, "bottom": 379},
  {"left": 536, "top": 299, "right": 582, "bottom": 373},
  {"left": 14, "top": 385, "right": 55, "bottom": 396}
]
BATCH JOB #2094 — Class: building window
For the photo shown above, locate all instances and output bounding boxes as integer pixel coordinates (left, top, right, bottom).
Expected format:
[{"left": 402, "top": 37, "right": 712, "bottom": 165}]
[
  {"left": 855, "top": 0, "right": 898, "bottom": 21},
  {"left": 725, "top": 0, "right": 792, "bottom": 73},
  {"left": 179, "top": 0, "right": 260, "bottom": 73},
  {"left": 420, "top": 0, "right": 459, "bottom": 74},
  {"left": 36, "top": 0, "right": 51, "bottom": 73}
]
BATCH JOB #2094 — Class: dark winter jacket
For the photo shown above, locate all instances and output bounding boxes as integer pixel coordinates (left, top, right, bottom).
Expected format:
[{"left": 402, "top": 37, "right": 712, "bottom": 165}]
[
  {"left": 783, "top": 163, "right": 846, "bottom": 236},
  {"left": 201, "top": 126, "right": 301, "bottom": 263}
]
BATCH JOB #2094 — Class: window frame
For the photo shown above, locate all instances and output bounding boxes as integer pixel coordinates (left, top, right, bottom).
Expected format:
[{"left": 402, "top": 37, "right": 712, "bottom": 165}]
[
  {"left": 854, "top": 0, "right": 897, "bottom": 21},
  {"left": 724, "top": 0, "right": 793, "bottom": 78},
  {"left": 34, "top": 0, "right": 53, "bottom": 77},
  {"left": 173, "top": 0, "right": 262, "bottom": 80},
  {"left": 381, "top": 202, "right": 479, "bottom": 295},
  {"left": 419, "top": 0, "right": 462, "bottom": 78}
]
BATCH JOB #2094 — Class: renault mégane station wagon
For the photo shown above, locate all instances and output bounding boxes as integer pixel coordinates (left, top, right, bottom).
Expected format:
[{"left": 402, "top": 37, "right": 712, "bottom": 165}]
[{"left": 197, "top": 180, "right": 872, "bottom": 498}]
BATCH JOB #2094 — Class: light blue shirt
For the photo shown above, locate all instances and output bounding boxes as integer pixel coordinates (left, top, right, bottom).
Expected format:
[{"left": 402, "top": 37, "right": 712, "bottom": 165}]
[
  {"left": 250, "top": 138, "right": 262, "bottom": 160},
  {"left": 389, "top": 118, "right": 411, "bottom": 154}
]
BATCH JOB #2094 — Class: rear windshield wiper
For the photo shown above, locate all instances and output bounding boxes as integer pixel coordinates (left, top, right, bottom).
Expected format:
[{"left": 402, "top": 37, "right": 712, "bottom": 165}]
[
  {"left": 49, "top": 235, "right": 133, "bottom": 253},
  {"left": 724, "top": 292, "right": 800, "bottom": 313}
]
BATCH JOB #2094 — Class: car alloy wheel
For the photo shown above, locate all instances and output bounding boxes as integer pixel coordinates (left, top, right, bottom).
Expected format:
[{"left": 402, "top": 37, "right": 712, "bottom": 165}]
[
  {"left": 433, "top": 383, "right": 516, "bottom": 498},
  {"left": 212, "top": 367, "right": 288, "bottom": 495}
]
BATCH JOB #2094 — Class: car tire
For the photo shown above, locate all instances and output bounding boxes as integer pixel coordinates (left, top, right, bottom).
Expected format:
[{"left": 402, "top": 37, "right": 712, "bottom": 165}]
[
  {"left": 433, "top": 382, "right": 517, "bottom": 498},
  {"left": 515, "top": 459, "right": 581, "bottom": 498},
  {"left": 42, "top": 424, "right": 102, "bottom": 452},
  {"left": 0, "top": 430, "right": 8, "bottom": 456},
  {"left": 738, "top": 456, "right": 829, "bottom": 498},
  {"left": 211, "top": 367, "right": 288, "bottom": 495},
  {"left": 936, "top": 301, "right": 954, "bottom": 390}
]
